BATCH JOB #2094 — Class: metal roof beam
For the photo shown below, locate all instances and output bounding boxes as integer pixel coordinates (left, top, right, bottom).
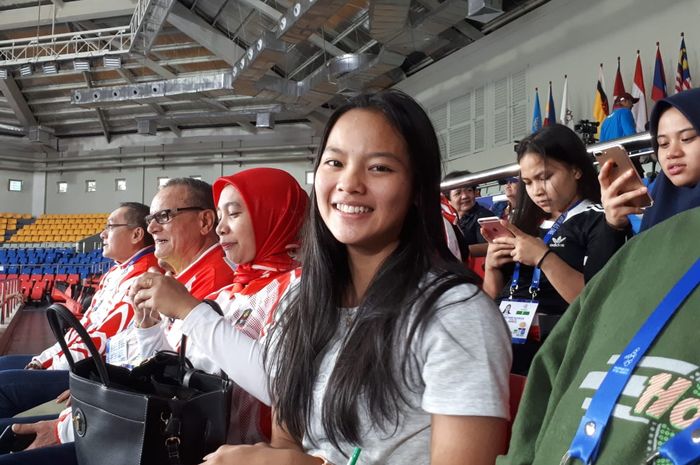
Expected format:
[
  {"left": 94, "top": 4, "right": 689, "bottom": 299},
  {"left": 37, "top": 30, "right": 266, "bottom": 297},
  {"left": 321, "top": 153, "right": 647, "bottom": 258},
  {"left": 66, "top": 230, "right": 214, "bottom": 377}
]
[
  {"left": 168, "top": 2, "right": 245, "bottom": 67},
  {"left": 0, "top": 77, "right": 37, "bottom": 128},
  {"left": 82, "top": 71, "right": 111, "bottom": 143},
  {"left": 0, "top": 0, "right": 137, "bottom": 31}
]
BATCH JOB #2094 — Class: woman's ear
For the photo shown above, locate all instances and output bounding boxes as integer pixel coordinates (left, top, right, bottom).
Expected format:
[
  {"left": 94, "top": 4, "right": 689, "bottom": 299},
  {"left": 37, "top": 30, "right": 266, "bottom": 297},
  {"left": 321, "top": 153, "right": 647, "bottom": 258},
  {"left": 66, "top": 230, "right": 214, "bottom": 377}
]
[{"left": 573, "top": 168, "right": 582, "bottom": 180}]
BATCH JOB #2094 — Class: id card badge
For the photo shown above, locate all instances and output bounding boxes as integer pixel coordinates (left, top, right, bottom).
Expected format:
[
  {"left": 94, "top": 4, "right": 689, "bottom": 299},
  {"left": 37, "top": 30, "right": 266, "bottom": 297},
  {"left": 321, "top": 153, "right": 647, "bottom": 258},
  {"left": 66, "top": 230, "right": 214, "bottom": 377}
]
[
  {"left": 106, "top": 324, "right": 143, "bottom": 369},
  {"left": 499, "top": 299, "right": 539, "bottom": 344}
]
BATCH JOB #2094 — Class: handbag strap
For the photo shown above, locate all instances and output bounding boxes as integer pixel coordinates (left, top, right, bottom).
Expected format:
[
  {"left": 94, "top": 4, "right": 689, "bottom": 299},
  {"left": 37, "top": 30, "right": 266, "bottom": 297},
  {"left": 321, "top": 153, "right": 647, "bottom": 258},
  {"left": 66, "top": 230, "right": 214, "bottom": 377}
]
[{"left": 46, "top": 304, "right": 110, "bottom": 386}]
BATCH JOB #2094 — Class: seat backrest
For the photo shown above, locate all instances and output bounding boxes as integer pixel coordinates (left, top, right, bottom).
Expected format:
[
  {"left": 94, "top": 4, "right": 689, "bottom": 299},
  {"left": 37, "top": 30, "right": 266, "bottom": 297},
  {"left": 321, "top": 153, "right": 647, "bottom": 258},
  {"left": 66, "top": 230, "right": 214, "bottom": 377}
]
[{"left": 506, "top": 373, "right": 527, "bottom": 451}]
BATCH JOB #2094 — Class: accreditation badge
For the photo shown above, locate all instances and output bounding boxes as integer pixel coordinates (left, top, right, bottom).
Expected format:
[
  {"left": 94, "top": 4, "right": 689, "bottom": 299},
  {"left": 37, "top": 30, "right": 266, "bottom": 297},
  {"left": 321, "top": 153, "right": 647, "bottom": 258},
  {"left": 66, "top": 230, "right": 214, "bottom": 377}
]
[
  {"left": 499, "top": 299, "right": 539, "bottom": 344},
  {"left": 106, "top": 324, "right": 143, "bottom": 369}
]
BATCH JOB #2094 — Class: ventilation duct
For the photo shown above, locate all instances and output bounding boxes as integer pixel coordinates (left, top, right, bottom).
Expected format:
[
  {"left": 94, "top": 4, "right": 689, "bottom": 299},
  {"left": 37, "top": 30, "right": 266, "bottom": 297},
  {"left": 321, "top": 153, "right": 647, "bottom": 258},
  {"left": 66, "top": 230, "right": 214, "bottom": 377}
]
[
  {"left": 368, "top": 0, "right": 411, "bottom": 43},
  {"left": 71, "top": 73, "right": 234, "bottom": 107},
  {"left": 467, "top": 0, "right": 504, "bottom": 23},
  {"left": 383, "top": 0, "right": 468, "bottom": 55}
]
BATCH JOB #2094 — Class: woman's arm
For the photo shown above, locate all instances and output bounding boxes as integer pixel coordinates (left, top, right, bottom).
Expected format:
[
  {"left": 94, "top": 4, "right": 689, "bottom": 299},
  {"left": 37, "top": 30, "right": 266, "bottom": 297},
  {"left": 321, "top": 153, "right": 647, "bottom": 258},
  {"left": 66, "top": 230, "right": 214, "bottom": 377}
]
[
  {"left": 431, "top": 415, "right": 507, "bottom": 465},
  {"left": 501, "top": 223, "right": 585, "bottom": 304},
  {"left": 482, "top": 241, "right": 514, "bottom": 299},
  {"left": 199, "top": 417, "right": 323, "bottom": 465},
  {"left": 537, "top": 252, "right": 585, "bottom": 304}
]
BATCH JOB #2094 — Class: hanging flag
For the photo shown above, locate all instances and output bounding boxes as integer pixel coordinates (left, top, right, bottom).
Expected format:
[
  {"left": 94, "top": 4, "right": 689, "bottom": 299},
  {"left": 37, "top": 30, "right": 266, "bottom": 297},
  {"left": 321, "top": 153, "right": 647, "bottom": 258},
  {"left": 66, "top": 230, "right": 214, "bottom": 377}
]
[
  {"left": 652, "top": 42, "right": 668, "bottom": 101},
  {"left": 613, "top": 57, "right": 626, "bottom": 109},
  {"left": 532, "top": 88, "right": 542, "bottom": 133},
  {"left": 544, "top": 81, "right": 556, "bottom": 126},
  {"left": 631, "top": 50, "right": 648, "bottom": 133},
  {"left": 675, "top": 32, "right": 693, "bottom": 93},
  {"left": 560, "top": 75, "right": 573, "bottom": 128},
  {"left": 593, "top": 63, "right": 609, "bottom": 135}
]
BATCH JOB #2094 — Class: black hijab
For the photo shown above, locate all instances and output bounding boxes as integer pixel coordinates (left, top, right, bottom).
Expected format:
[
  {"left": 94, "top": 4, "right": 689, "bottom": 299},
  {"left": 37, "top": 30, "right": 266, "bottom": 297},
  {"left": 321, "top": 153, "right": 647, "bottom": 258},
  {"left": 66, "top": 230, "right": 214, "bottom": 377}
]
[{"left": 640, "top": 88, "right": 700, "bottom": 231}]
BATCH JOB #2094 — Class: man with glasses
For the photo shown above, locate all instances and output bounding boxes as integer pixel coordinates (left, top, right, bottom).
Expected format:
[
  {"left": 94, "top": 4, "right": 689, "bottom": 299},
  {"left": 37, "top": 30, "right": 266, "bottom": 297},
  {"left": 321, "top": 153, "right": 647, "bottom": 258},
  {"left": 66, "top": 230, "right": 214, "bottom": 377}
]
[
  {"left": 144, "top": 178, "right": 233, "bottom": 300},
  {"left": 0, "top": 202, "right": 159, "bottom": 417}
]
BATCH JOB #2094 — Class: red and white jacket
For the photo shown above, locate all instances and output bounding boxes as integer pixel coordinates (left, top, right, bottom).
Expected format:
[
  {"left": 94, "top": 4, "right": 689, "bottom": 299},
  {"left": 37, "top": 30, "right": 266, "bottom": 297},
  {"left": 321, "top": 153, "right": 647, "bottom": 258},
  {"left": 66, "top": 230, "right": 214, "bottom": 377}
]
[
  {"left": 33, "top": 246, "right": 158, "bottom": 370},
  {"left": 57, "top": 244, "right": 233, "bottom": 443},
  {"left": 140, "top": 267, "right": 301, "bottom": 444}
]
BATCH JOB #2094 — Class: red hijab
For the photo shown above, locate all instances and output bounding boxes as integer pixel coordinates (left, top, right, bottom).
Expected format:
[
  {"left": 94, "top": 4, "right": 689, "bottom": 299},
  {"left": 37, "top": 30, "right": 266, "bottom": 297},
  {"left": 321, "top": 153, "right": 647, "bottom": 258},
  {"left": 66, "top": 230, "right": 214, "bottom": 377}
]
[{"left": 213, "top": 168, "right": 308, "bottom": 291}]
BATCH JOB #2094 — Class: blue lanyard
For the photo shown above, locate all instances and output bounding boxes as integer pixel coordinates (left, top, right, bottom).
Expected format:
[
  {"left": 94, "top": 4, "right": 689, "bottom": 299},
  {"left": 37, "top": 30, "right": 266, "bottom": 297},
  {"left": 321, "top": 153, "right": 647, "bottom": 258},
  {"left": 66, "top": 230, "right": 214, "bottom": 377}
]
[
  {"left": 509, "top": 201, "right": 581, "bottom": 298},
  {"left": 125, "top": 246, "right": 155, "bottom": 268},
  {"left": 561, "top": 258, "right": 700, "bottom": 465},
  {"left": 647, "top": 416, "right": 700, "bottom": 465}
]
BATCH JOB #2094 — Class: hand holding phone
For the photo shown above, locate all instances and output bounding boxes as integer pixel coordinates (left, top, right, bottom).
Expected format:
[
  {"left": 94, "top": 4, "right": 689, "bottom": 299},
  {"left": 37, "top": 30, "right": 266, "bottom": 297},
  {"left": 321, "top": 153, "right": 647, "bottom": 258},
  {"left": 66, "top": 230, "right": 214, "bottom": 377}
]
[
  {"left": 478, "top": 217, "right": 515, "bottom": 243},
  {"left": 596, "top": 146, "right": 653, "bottom": 230}
]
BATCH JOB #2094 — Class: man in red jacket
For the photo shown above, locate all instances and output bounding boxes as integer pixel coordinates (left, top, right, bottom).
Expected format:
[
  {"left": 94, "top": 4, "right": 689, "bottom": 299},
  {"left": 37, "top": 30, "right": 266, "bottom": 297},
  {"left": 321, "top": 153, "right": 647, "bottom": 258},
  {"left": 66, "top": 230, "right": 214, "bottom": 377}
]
[{"left": 0, "top": 202, "right": 158, "bottom": 417}]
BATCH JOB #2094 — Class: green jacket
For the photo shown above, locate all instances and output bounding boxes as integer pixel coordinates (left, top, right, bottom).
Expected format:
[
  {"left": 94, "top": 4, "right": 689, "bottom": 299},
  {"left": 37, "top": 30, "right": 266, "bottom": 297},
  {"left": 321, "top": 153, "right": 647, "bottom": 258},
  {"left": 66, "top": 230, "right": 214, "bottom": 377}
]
[{"left": 498, "top": 206, "right": 700, "bottom": 465}]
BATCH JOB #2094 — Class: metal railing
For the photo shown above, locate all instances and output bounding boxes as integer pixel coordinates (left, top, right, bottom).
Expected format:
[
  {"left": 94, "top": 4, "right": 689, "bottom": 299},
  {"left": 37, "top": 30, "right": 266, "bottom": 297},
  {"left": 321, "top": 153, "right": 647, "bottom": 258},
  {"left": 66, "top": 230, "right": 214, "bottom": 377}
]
[
  {"left": 440, "top": 132, "right": 654, "bottom": 192},
  {"left": 0, "top": 278, "right": 22, "bottom": 325}
]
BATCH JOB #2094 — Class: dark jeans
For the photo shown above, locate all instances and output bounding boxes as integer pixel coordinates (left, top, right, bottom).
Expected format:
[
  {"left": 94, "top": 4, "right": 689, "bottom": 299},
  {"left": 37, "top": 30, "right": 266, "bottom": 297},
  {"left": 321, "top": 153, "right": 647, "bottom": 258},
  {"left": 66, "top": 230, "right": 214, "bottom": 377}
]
[
  {"left": 0, "top": 414, "right": 76, "bottom": 465},
  {"left": 0, "top": 355, "right": 69, "bottom": 417}
]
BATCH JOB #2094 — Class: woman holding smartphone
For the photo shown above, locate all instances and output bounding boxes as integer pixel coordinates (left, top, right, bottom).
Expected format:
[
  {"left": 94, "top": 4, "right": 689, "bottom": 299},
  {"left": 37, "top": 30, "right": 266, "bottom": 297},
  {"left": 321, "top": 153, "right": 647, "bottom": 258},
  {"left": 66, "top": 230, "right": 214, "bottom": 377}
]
[
  {"left": 601, "top": 87, "right": 700, "bottom": 231},
  {"left": 483, "top": 124, "right": 629, "bottom": 374},
  {"left": 202, "top": 90, "right": 512, "bottom": 465}
]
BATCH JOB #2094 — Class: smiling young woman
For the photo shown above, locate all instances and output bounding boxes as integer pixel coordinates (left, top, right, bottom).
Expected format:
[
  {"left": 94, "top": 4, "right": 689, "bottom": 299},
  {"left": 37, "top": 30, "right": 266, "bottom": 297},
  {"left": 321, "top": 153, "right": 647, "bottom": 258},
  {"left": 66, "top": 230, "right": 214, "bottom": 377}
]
[{"left": 198, "top": 90, "right": 512, "bottom": 465}]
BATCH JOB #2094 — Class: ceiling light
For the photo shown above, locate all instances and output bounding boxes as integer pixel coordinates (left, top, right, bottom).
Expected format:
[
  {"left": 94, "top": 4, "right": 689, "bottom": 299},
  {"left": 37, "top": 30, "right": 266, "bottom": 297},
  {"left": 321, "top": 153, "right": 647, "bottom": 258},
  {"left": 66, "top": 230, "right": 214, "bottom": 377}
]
[
  {"left": 0, "top": 69, "right": 7, "bottom": 79},
  {"left": 73, "top": 60, "right": 91, "bottom": 71},
  {"left": 42, "top": 63, "right": 59, "bottom": 74},
  {"left": 103, "top": 56, "right": 122, "bottom": 68},
  {"left": 20, "top": 64, "right": 33, "bottom": 76}
]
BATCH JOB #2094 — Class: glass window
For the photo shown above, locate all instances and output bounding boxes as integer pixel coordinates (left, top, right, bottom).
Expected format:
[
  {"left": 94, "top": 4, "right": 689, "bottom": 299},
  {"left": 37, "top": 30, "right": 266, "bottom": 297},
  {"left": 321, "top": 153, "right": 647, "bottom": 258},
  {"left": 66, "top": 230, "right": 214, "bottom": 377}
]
[
  {"left": 57, "top": 181, "right": 68, "bottom": 193},
  {"left": 8, "top": 179, "right": 22, "bottom": 192},
  {"left": 86, "top": 180, "right": 97, "bottom": 192},
  {"left": 305, "top": 171, "right": 315, "bottom": 185},
  {"left": 115, "top": 178, "right": 127, "bottom": 191}
]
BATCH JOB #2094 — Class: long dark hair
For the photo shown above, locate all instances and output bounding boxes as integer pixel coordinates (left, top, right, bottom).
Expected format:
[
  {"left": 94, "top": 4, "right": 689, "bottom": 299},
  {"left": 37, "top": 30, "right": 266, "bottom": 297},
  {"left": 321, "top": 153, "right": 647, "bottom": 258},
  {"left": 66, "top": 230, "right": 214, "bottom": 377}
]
[
  {"left": 512, "top": 124, "right": 600, "bottom": 235},
  {"left": 266, "top": 90, "right": 479, "bottom": 451}
]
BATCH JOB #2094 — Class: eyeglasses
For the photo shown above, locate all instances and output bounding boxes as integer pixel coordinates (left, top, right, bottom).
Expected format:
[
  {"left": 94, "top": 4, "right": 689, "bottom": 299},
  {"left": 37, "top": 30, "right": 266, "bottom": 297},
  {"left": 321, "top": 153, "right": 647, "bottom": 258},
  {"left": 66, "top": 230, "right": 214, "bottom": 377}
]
[
  {"left": 104, "top": 223, "right": 135, "bottom": 231},
  {"left": 145, "top": 207, "right": 205, "bottom": 225}
]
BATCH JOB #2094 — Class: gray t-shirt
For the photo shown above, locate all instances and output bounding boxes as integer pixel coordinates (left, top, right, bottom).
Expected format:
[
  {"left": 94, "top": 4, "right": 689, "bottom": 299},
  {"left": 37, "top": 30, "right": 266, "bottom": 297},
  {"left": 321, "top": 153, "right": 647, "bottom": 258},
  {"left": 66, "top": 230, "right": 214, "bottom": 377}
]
[{"left": 302, "top": 282, "right": 512, "bottom": 465}]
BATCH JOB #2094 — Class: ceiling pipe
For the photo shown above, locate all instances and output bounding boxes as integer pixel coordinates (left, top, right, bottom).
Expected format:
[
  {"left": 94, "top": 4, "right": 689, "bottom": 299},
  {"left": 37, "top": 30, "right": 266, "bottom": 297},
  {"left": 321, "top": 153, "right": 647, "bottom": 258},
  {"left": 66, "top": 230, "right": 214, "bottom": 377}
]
[{"left": 480, "top": 0, "right": 550, "bottom": 34}]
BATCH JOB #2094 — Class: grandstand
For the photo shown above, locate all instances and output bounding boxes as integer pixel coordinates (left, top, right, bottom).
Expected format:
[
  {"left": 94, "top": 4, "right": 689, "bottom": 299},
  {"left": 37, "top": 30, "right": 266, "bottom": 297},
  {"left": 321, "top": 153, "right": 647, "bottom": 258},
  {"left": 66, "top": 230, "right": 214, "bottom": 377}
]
[{"left": 6, "top": 213, "right": 108, "bottom": 245}]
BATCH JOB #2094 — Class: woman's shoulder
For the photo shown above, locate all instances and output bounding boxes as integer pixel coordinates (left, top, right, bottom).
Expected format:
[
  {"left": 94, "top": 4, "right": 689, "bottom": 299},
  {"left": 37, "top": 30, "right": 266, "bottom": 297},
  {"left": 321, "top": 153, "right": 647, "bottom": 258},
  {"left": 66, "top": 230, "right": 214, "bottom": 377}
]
[{"left": 419, "top": 272, "right": 501, "bottom": 321}]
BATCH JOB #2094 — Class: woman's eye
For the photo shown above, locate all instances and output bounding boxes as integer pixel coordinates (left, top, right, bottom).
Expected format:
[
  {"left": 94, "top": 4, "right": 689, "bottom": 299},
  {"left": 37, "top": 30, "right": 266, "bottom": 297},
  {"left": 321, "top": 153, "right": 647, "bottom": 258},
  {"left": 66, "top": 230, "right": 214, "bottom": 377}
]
[
  {"left": 369, "top": 164, "right": 393, "bottom": 172},
  {"left": 323, "top": 159, "right": 342, "bottom": 168},
  {"left": 682, "top": 136, "right": 697, "bottom": 143}
]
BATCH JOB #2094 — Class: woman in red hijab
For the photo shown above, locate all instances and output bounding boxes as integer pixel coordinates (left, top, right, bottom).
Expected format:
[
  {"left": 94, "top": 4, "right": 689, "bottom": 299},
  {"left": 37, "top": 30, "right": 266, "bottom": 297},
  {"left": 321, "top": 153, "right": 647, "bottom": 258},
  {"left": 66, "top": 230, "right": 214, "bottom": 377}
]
[{"left": 129, "top": 167, "right": 308, "bottom": 443}]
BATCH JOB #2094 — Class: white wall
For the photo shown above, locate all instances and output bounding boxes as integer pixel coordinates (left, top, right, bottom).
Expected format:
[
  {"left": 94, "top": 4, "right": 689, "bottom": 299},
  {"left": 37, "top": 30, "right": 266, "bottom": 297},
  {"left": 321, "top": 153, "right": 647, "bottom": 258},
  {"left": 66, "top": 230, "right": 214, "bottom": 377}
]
[
  {"left": 0, "top": 169, "right": 33, "bottom": 213},
  {"left": 42, "top": 160, "right": 314, "bottom": 214},
  {"left": 396, "top": 0, "right": 700, "bottom": 172}
]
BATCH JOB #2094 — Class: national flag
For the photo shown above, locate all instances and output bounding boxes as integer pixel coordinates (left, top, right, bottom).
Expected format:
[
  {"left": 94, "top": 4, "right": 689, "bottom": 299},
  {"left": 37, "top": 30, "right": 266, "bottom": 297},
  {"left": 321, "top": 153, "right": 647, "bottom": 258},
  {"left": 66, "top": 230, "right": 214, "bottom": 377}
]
[
  {"left": 652, "top": 42, "right": 667, "bottom": 101},
  {"left": 593, "top": 63, "right": 609, "bottom": 135},
  {"left": 675, "top": 33, "right": 692, "bottom": 93},
  {"left": 532, "top": 87, "right": 542, "bottom": 133},
  {"left": 544, "top": 81, "right": 556, "bottom": 126},
  {"left": 560, "top": 74, "right": 573, "bottom": 128},
  {"left": 613, "top": 57, "right": 626, "bottom": 109},
  {"left": 631, "top": 50, "right": 648, "bottom": 133}
]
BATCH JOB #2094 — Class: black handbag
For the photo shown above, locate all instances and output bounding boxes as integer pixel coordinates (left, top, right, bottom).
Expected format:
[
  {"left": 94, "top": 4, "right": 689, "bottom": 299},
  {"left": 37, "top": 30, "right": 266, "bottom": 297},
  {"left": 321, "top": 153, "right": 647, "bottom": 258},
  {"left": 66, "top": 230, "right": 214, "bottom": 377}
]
[{"left": 47, "top": 303, "right": 233, "bottom": 465}]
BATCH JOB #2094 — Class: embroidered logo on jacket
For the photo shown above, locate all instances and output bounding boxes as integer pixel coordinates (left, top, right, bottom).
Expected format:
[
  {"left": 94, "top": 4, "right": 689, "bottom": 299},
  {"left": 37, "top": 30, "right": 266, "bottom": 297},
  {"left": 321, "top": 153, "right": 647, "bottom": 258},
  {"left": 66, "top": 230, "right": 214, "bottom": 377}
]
[
  {"left": 578, "top": 355, "right": 700, "bottom": 461},
  {"left": 550, "top": 236, "right": 567, "bottom": 247}
]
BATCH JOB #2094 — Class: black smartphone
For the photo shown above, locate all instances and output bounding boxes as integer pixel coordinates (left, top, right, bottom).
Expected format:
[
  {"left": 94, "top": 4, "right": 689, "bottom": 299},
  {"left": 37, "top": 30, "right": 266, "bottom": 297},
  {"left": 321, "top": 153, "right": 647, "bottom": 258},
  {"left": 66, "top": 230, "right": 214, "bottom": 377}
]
[{"left": 0, "top": 425, "right": 36, "bottom": 453}]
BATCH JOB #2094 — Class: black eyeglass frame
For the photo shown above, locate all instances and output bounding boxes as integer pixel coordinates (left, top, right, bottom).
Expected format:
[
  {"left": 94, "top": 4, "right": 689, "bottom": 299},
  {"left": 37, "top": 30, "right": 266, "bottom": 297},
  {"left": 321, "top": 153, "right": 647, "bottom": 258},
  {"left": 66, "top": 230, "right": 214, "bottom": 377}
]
[
  {"left": 145, "top": 206, "right": 205, "bottom": 225},
  {"left": 103, "top": 223, "right": 137, "bottom": 231}
]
